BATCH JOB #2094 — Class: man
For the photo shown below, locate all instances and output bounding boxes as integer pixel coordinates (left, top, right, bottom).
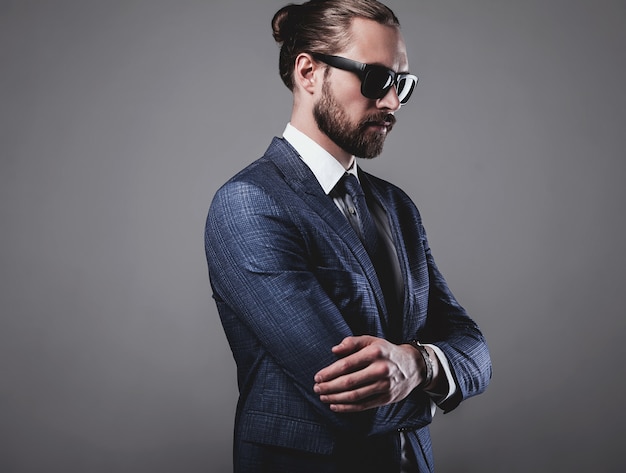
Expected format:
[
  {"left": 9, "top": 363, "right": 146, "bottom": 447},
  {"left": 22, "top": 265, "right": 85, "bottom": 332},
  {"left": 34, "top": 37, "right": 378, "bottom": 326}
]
[{"left": 205, "top": 1, "right": 491, "bottom": 471}]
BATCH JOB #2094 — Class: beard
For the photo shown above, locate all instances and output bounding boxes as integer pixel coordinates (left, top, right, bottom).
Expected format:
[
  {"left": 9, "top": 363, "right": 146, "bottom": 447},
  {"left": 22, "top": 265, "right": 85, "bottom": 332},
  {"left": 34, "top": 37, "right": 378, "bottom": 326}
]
[{"left": 313, "top": 79, "right": 396, "bottom": 160}]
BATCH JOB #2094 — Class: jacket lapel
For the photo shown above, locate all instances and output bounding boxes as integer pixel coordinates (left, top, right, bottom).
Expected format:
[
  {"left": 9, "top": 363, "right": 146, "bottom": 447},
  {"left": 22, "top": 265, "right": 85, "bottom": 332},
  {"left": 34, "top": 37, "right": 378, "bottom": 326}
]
[{"left": 264, "top": 138, "right": 390, "bottom": 328}]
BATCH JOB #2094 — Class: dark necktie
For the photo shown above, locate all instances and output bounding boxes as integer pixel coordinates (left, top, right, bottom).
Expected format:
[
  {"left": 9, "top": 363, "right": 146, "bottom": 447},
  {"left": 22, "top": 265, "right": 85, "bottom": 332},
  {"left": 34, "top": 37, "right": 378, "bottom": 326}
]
[
  {"left": 341, "top": 173, "right": 381, "bottom": 259},
  {"left": 340, "top": 174, "right": 401, "bottom": 334}
]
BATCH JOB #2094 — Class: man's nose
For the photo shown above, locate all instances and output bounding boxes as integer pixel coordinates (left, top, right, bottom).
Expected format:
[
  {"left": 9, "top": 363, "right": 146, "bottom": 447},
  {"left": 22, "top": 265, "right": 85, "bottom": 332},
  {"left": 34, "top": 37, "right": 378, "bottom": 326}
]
[{"left": 377, "top": 85, "right": 401, "bottom": 111}]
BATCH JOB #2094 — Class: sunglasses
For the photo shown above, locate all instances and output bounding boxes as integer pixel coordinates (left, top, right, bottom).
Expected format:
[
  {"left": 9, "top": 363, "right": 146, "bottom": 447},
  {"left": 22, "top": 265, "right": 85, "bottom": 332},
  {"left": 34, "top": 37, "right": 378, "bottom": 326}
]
[{"left": 312, "top": 53, "right": 418, "bottom": 105}]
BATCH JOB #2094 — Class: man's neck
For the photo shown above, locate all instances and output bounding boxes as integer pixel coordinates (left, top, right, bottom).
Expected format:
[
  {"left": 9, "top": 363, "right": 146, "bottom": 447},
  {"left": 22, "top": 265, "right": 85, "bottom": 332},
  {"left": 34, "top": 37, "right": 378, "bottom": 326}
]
[{"left": 289, "top": 118, "right": 354, "bottom": 170}]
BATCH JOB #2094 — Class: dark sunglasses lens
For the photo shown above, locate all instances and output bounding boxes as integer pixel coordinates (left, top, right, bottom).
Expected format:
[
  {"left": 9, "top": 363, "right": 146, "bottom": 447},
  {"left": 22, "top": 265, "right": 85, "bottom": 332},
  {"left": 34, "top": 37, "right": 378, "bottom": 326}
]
[
  {"left": 396, "top": 75, "right": 417, "bottom": 104},
  {"left": 362, "top": 68, "right": 394, "bottom": 99}
]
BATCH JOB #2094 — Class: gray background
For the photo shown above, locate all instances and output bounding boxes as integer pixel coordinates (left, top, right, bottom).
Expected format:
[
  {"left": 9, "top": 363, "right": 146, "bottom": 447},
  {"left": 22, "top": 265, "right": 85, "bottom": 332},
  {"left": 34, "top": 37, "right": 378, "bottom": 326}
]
[{"left": 2, "top": 0, "right": 625, "bottom": 472}]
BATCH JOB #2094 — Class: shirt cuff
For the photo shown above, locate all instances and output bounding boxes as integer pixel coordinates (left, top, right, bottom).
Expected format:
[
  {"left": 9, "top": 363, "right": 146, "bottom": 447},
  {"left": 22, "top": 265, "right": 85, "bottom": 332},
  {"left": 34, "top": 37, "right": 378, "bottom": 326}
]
[{"left": 424, "top": 344, "right": 457, "bottom": 404}]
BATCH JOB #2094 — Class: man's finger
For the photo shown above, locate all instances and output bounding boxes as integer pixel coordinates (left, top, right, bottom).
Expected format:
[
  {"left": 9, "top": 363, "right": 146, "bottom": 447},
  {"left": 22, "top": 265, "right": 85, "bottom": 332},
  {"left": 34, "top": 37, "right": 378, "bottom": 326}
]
[
  {"left": 315, "top": 337, "right": 389, "bottom": 383},
  {"left": 328, "top": 393, "right": 389, "bottom": 413},
  {"left": 318, "top": 377, "right": 389, "bottom": 404},
  {"left": 314, "top": 351, "right": 369, "bottom": 384},
  {"left": 314, "top": 361, "right": 383, "bottom": 394},
  {"left": 331, "top": 335, "right": 375, "bottom": 356}
]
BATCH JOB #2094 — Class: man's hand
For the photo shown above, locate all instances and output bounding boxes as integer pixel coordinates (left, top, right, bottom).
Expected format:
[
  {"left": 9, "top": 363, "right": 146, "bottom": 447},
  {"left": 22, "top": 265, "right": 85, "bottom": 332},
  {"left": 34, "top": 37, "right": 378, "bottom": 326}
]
[{"left": 313, "top": 335, "right": 428, "bottom": 412}]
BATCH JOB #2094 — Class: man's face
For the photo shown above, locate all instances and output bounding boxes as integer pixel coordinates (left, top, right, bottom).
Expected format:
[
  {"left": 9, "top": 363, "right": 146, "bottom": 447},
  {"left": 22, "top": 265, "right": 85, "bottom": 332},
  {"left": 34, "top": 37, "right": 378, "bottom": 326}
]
[
  {"left": 314, "top": 77, "right": 394, "bottom": 160},
  {"left": 313, "top": 18, "right": 409, "bottom": 159}
]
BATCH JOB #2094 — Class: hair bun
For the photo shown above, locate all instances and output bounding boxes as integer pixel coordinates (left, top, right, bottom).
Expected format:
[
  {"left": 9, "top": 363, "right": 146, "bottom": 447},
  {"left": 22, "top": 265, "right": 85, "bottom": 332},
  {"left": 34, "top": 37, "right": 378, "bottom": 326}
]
[{"left": 271, "top": 4, "right": 298, "bottom": 44}]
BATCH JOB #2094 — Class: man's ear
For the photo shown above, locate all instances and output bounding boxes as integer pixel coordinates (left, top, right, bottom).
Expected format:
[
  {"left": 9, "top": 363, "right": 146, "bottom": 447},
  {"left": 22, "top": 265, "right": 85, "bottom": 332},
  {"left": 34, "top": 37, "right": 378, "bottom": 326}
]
[{"left": 293, "top": 53, "right": 320, "bottom": 95}]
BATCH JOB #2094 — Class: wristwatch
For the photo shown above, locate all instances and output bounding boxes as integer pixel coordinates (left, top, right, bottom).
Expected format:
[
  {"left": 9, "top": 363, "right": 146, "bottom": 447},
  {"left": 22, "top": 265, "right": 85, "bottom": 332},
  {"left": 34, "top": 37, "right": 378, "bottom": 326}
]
[{"left": 408, "top": 339, "right": 433, "bottom": 389}]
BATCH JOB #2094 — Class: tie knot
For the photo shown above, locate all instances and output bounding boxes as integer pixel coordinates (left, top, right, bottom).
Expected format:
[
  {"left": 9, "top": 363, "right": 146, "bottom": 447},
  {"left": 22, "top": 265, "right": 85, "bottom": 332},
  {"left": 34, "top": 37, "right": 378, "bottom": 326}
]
[{"left": 341, "top": 173, "right": 364, "bottom": 199}]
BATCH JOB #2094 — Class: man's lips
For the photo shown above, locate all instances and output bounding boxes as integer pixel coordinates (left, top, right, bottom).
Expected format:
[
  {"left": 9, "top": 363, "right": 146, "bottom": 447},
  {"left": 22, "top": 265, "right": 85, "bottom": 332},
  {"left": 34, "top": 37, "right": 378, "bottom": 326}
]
[
  {"left": 364, "top": 114, "right": 396, "bottom": 131},
  {"left": 368, "top": 124, "right": 390, "bottom": 132},
  {"left": 365, "top": 120, "right": 395, "bottom": 132}
]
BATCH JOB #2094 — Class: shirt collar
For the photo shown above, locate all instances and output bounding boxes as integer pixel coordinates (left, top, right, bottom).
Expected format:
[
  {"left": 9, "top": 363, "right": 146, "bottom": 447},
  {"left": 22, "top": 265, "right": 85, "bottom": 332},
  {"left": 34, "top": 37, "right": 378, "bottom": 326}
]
[{"left": 283, "top": 123, "right": 358, "bottom": 195}]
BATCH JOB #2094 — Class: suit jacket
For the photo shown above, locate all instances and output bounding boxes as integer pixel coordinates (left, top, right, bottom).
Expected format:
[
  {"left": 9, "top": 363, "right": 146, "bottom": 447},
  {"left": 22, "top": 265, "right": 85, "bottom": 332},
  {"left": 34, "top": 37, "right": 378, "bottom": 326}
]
[{"left": 205, "top": 138, "right": 491, "bottom": 472}]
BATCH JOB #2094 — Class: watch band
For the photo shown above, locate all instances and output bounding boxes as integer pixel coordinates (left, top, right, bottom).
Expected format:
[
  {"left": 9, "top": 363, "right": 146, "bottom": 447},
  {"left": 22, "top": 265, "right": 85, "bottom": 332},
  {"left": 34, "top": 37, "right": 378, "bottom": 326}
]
[{"left": 409, "top": 339, "right": 433, "bottom": 389}]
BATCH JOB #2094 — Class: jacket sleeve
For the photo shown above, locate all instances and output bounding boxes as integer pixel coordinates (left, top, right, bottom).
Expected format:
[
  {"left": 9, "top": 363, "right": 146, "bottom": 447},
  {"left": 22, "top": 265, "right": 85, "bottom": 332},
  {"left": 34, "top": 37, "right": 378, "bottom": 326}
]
[{"left": 419, "top": 221, "right": 492, "bottom": 413}]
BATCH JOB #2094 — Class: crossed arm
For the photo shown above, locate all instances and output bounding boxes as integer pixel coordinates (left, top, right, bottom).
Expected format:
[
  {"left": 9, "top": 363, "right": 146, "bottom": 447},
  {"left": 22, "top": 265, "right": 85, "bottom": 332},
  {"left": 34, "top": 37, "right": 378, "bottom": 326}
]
[{"left": 207, "top": 180, "right": 489, "bottom": 431}]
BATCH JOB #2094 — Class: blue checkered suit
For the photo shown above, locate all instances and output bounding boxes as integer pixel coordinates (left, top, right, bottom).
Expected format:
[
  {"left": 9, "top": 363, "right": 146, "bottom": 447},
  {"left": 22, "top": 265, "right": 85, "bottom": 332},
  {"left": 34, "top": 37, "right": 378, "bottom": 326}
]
[{"left": 205, "top": 138, "right": 491, "bottom": 472}]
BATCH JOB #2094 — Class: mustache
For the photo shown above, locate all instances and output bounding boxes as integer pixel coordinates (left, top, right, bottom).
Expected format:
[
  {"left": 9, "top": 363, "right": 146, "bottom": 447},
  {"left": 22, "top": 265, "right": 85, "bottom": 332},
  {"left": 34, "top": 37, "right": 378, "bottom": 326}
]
[{"left": 361, "top": 113, "right": 397, "bottom": 128}]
